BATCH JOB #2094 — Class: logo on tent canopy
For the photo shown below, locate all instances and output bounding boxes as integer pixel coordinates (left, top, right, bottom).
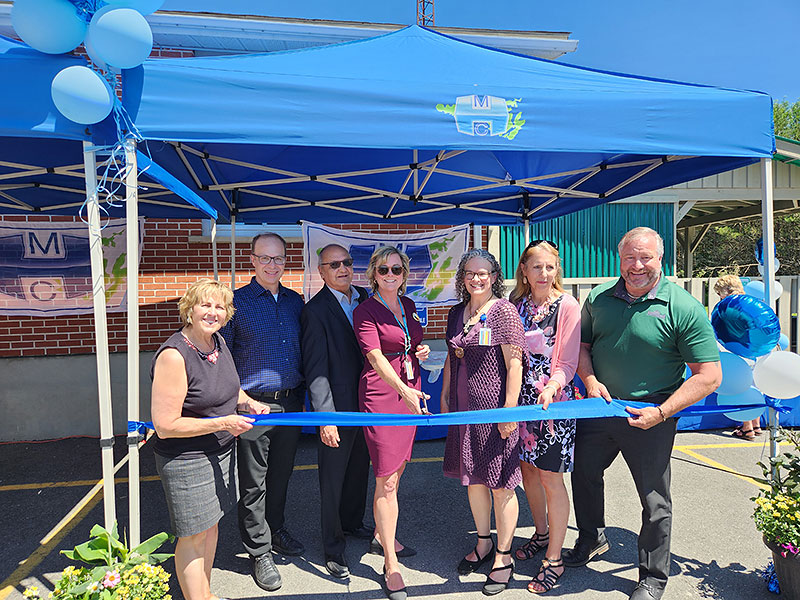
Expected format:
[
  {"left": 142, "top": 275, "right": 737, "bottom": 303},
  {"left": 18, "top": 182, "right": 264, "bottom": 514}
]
[{"left": 436, "top": 95, "right": 525, "bottom": 140}]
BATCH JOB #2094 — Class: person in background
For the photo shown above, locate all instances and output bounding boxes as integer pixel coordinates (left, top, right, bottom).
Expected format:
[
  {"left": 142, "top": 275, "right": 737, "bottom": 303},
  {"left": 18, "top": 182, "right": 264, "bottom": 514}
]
[
  {"left": 151, "top": 278, "right": 269, "bottom": 600},
  {"left": 509, "top": 240, "right": 581, "bottom": 594},
  {"left": 713, "top": 273, "right": 762, "bottom": 439},
  {"left": 301, "top": 244, "right": 372, "bottom": 579},
  {"left": 568, "top": 227, "right": 721, "bottom": 600},
  {"left": 220, "top": 232, "right": 305, "bottom": 593},
  {"left": 440, "top": 248, "right": 525, "bottom": 596},
  {"left": 354, "top": 246, "right": 430, "bottom": 600}
]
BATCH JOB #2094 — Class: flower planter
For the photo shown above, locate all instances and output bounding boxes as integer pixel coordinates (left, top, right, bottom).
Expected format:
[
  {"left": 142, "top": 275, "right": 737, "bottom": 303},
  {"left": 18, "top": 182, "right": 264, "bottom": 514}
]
[{"left": 765, "top": 536, "right": 800, "bottom": 599}]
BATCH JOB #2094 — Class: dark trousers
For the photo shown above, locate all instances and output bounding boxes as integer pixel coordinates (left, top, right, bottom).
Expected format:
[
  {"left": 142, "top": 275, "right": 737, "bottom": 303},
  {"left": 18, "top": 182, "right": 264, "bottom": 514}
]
[
  {"left": 571, "top": 415, "right": 677, "bottom": 590},
  {"left": 318, "top": 425, "right": 370, "bottom": 556},
  {"left": 237, "top": 390, "right": 303, "bottom": 558}
]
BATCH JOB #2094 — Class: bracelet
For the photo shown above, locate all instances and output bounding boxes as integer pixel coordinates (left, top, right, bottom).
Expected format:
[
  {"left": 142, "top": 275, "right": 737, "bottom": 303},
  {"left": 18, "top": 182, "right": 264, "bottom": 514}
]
[{"left": 656, "top": 405, "right": 667, "bottom": 422}]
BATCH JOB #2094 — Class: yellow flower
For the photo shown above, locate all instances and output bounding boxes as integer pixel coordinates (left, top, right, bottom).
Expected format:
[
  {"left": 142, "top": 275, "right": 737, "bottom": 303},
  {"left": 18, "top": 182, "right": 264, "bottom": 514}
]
[{"left": 22, "top": 587, "right": 39, "bottom": 598}]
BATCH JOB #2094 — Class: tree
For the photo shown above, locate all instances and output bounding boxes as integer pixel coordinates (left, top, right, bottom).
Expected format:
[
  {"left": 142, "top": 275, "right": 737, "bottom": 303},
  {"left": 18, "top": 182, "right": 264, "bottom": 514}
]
[{"left": 774, "top": 99, "right": 800, "bottom": 140}]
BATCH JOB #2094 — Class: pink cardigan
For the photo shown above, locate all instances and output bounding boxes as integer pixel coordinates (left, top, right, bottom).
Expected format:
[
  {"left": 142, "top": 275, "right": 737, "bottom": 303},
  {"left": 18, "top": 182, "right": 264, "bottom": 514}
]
[{"left": 546, "top": 293, "right": 581, "bottom": 401}]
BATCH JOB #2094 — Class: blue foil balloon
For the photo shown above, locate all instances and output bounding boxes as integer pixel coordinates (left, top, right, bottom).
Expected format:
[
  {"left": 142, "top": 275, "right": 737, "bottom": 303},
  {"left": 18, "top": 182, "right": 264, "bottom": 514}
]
[
  {"left": 104, "top": 0, "right": 165, "bottom": 15},
  {"left": 711, "top": 294, "right": 780, "bottom": 359}
]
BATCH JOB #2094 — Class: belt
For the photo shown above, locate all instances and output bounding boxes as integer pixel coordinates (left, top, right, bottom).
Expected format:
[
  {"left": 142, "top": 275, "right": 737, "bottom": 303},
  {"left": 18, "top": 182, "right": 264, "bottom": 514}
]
[{"left": 251, "top": 388, "right": 295, "bottom": 402}]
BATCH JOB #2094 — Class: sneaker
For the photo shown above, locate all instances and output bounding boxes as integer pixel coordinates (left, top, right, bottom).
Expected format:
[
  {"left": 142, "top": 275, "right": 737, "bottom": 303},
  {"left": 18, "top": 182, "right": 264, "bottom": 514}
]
[
  {"left": 562, "top": 534, "right": 609, "bottom": 567},
  {"left": 251, "top": 553, "right": 281, "bottom": 592},
  {"left": 271, "top": 527, "right": 305, "bottom": 556}
]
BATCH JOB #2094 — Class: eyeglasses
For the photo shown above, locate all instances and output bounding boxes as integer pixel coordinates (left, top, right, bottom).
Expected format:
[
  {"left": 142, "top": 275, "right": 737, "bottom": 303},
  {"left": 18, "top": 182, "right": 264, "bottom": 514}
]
[
  {"left": 320, "top": 258, "right": 354, "bottom": 269},
  {"left": 464, "top": 270, "right": 495, "bottom": 281},
  {"left": 376, "top": 264, "right": 405, "bottom": 276},
  {"left": 527, "top": 239, "right": 559, "bottom": 251},
  {"left": 251, "top": 254, "right": 286, "bottom": 266}
]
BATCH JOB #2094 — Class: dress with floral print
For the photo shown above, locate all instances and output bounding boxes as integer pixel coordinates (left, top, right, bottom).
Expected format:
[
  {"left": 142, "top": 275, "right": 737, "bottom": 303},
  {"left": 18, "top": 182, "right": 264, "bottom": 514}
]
[{"left": 517, "top": 294, "right": 577, "bottom": 473}]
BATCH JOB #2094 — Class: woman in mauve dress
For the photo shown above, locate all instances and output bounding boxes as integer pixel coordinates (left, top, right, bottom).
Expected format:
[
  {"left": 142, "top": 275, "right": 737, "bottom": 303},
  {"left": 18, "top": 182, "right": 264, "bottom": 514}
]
[
  {"left": 354, "top": 246, "right": 430, "bottom": 600},
  {"left": 440, "top": 249, "right": 525, "bottom": 596}
]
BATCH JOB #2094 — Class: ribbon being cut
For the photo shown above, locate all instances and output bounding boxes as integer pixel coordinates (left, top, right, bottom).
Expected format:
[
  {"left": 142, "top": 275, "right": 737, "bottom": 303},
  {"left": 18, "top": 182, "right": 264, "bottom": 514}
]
[{"left": 130, "top": 396, "right": 776, "bottom": 433}]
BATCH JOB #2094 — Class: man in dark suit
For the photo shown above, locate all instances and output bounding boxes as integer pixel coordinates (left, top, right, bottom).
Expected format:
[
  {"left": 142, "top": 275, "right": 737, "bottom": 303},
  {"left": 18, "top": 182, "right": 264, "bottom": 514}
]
[{"left": 300, "top": 243, "right": 372, "bottom": 579}]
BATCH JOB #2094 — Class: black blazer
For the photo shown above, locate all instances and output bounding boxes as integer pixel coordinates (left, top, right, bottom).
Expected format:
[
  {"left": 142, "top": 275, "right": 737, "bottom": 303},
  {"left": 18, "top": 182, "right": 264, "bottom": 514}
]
[{"left": 301, "top": 285, "right": 369, "bottom": 413}]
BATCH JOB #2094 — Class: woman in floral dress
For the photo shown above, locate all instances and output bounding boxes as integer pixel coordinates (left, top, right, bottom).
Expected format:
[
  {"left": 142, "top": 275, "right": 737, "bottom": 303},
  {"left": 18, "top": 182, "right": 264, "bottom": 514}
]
[{"left": 509, "top": 240, "right": 581, "bottom": 594}]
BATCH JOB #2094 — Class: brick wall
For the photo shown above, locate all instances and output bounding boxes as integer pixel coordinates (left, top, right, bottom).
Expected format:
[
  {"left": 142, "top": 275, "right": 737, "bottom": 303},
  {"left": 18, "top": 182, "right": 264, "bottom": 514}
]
[{"left": 0, "top": 217, "right": 468, "bottom": 357}]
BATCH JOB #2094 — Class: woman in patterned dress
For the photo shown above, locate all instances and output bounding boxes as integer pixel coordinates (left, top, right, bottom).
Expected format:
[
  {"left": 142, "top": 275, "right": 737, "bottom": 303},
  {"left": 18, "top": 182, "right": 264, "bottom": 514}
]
[
  {"left": 509, "top": 240, "right": 581, "bottom": 594},
  {"left": 440, "top": 249, "right": 525, "bottom": 596}
]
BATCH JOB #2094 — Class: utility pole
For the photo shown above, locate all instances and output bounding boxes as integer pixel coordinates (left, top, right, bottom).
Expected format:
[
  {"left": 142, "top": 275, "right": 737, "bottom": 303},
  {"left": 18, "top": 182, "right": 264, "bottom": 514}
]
[{"left": 417, "top": 0, "right": 434, "bottom": 26}]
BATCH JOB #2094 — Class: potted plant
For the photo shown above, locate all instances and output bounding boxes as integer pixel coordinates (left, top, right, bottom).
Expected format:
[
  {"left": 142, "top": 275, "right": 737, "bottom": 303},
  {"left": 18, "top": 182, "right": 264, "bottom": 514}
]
[
  {"left": 24, "top": 523, "right": 173, "bottom": 600},
  {"left": 754, "top": 428, "right": 800, "bottom": 598}
]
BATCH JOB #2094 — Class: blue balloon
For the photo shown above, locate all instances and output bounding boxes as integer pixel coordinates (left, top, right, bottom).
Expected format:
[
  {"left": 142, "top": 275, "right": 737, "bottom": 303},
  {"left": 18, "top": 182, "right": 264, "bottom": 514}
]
[
  {"left": 11, "top": 0, "right": 87, "bottom": 54},
  {"left": 684, "top": 364, "right": 691, "bottom": 380},
  {"left": 717, "top": 351, "right": 754, "bottom": 396},
  {"left": 719, "top": 386, "right": 766, "bottom": 422},
  {"left": 51, "top": 66, "right": 114, "bottom": 125},
  {"left": 104, "top": 0, "right": 165, "bottom": 15},
  {"left": 745, "top": 280, "right": 765, "bottom": 300},
  {"left": 87, "top": 7, "right": 153, "bottom": 70},
  {"left": 711, "top": 294, "right": 781, "bottom": 359},
  {"left": 779, "top": 333, "right": 790, "bottom": 351}
]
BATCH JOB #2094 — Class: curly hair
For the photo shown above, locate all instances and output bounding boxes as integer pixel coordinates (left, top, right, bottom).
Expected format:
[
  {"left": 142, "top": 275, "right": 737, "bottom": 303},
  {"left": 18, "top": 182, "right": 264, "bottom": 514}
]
[
  {"left": 454, "top": 249, "right": 505, "bottom": 303},
  {"left": 365, "top": 246, "right": 410, "bottom": 295},
  {"left": 177, "top": 278, "right": 235, "bottom": 326},
  {"left": 509, "top": 241, "right": 564, "bottom": 305}
]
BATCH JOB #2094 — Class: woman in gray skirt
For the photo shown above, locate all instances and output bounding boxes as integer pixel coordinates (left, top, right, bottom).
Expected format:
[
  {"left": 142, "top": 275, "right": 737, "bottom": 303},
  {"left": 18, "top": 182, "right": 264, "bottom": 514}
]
[{"left": 151, "top": 278, "right": 269, "bottom": 600}]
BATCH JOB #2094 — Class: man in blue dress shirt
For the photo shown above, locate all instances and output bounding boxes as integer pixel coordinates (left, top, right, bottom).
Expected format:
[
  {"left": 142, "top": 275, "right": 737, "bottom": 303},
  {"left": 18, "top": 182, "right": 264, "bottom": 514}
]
[{"left": 220, "top": 232, "right": 305, "bottom": 592}]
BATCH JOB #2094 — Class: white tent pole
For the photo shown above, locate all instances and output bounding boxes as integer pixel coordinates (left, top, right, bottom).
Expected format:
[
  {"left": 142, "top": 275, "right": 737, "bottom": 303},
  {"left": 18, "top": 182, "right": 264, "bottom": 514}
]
[
  {"left": 761, "top": 157, "right": 779, "bottom": 469},
  {"left": 124, "top": 138, "right": 141, "bottom": 548},
  {"left": 472, "top": 224, "right": 482, "bottom": 249},
  {"left": 523, "top": 218, "right": 530, "bottom": 246},
  {"left": 211, "top": 220, "right": 219, "bottom": 281},
  {"left": 230, "top": 213, "right": 236, "bottom": 289},
  {"left": 82, "top": 141, "right": 116, "bottom": 529}
]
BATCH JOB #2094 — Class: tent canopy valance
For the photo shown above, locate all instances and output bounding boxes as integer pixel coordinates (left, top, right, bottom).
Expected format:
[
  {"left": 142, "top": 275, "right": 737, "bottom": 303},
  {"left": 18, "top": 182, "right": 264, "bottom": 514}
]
[{"left": 121, "top": 25, "right": 775, "bottom": 225}]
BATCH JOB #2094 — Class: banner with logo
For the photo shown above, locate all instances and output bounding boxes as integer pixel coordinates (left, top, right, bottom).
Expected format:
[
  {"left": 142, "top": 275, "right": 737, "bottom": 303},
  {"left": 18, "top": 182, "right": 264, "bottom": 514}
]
[
  {"left": 0, "top": 218, "right": 142, "bottom": 316},
  {"left": 302, "top": 222, "right": 469, "bottom": 308}
]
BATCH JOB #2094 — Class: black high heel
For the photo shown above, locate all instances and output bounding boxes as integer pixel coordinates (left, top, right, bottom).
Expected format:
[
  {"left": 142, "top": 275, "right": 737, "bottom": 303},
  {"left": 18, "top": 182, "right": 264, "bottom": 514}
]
[
  {"left": 458, "top": 533, "right": 495, "bottom": 575},
  {"left": 482, "top": 548, "right": 514, "bottom": 596}
]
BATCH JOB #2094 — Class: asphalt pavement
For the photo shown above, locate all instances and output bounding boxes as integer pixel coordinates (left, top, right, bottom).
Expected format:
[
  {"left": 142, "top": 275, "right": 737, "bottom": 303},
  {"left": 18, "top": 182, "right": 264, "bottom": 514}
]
[{"left": 0, "top": 429, "right": 782, "bottom": 600}]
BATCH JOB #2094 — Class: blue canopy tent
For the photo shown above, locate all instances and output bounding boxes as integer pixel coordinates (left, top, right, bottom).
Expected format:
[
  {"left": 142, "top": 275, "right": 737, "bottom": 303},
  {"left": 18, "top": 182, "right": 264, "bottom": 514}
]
[
  {"left": 0, "top": 33, "right": 220, "bottom": 543},
  {"left": 121, "top": 25, "right": 773, "bottom": 227}
]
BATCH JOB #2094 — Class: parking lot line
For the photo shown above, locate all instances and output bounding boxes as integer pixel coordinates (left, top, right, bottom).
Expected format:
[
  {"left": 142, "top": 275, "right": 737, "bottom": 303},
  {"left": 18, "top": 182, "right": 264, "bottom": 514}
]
[{"left": 674, "top": 447, "right": 769, "bottom": 491}]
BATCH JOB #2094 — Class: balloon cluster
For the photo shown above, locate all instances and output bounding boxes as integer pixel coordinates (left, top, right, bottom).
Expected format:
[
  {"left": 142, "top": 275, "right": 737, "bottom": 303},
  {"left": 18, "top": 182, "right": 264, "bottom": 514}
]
[
  {"left": 11, "top": 0, "right": 161, "bottom": 125},
  {"left": 711, "top": 249, "right": 798, "bottom": 422}
]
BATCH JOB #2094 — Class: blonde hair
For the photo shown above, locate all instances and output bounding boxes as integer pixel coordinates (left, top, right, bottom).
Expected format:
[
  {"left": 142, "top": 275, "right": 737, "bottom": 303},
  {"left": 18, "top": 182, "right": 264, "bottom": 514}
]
[
  {"left": 178, "top": 279, "right": 235, "bottom": 326},
  {"left": 509, "top": 241, "right": 564, "bottom": 305},
  {"left": 365, "top": 246, "right": 410, "bottom": 295},
  {"left": 714, "top": 274, "right": 745, "bottom": 299}
]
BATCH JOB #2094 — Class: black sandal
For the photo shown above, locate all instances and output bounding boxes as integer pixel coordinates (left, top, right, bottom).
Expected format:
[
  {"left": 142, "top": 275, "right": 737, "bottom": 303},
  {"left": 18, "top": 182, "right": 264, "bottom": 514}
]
[
  {"left": 482, "top": 549, "right": 514, "bottom": 596},
  {"left": 458, "top": 534, "right": 495, "bottom": 575},
  {"left": 514, "top": 532, "right": 549, "bottom": 560},
  {"left": 527, "top": 557, "right": 564, "bottom": 594}
]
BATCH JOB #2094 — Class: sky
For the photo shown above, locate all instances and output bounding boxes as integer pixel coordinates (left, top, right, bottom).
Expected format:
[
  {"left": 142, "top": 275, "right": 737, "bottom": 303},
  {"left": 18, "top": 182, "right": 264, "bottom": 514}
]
[{"left": 164, "top": 0, "right": 800, "bottom": 102}]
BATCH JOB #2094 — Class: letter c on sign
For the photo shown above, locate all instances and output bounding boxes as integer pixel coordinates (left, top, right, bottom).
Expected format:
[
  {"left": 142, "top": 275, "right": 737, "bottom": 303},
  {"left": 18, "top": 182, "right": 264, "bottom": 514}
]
[{"left": 29, "top": 280, "right": 58, "bottom": 301}]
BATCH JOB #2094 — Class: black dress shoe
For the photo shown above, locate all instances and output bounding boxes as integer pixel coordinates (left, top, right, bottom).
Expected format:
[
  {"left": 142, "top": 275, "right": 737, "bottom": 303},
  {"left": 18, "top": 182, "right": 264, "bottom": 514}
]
[
  {"left": 271, "top": 527, "right": 305, "bottom": 556},
  {"left": 343, "top": 525, "right": 374, "bottom": 540},
  {"left": 325, "top": 554, "right": 350, "bottom": 579},
  {"left": 629, "top": 581, "right": 663, "bottom": 600},
  {"left": 251, "top": 553, "right": 282, "bottom": 592},
  {"left": 562, "top": 534, "right": 609, "bottom": 567},
  {"left": 369, "top": 536, "right": 417, "bottom": 558},
  {"left": 382, "top": 567, "right": 408, "bottom": 600}
]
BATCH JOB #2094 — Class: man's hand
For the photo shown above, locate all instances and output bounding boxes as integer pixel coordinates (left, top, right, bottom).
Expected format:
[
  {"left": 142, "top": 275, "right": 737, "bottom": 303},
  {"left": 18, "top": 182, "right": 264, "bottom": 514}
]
[
  {"left": 625, "top": 405, "right": 663, "bottom": 430},
  {"left": 320, "top": 425, "right": 340, "bottom": 448},
  {"left": 586, "top": 379, "right": 612, "bottom": 403}
]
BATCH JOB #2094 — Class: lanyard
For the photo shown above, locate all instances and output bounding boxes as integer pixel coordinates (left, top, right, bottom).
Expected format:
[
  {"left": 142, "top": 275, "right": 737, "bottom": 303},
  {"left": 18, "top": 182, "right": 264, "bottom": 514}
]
[{"left": 375, "top": 290, "right": 411, "bottom": 355}]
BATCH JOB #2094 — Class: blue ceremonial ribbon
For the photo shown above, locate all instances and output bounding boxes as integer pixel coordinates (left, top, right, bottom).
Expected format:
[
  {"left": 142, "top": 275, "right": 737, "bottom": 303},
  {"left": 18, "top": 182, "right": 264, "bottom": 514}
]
[
  {"left": 128, "top": 397, "right": 782, "bottom": 432},
  {"left": 764, "top": 396, "right": 794, "bottom": 414}
]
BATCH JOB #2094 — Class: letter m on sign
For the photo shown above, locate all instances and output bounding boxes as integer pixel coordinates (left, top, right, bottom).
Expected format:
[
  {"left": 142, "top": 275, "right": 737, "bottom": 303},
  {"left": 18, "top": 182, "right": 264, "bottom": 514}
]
[
  {"left": 472, "top": 95, "right": 490, "bottom": 110},
  {"left": 24, "top": 231, "right": 63, "bottom": 259}
]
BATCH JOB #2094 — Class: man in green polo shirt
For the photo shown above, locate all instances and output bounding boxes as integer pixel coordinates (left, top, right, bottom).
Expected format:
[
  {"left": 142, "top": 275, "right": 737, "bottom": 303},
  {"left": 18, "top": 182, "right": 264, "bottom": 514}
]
[{"left": 565, "top": 227, "right": 721, "bottom": 600}]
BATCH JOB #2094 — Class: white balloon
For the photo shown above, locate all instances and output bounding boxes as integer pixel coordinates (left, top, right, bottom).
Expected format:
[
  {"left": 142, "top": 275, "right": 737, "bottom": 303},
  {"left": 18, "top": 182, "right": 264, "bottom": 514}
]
[
  {"left": 757, "top": 258, "right": 780, "bottom": 275},
  {"left": 753, "top": 351, "right": 800, "bottom": 399}
]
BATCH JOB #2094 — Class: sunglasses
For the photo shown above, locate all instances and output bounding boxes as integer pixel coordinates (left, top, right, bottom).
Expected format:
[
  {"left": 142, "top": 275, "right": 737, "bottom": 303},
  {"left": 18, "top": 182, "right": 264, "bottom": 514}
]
[
  {"left": 320, "top": 258, "right": 354, "bottom": 269},
  {"left": 376, "top": 264, "right": 405, "bottom": 276},
  {"left": 527, "top": 239, "right": 559, "bottom": 251}
]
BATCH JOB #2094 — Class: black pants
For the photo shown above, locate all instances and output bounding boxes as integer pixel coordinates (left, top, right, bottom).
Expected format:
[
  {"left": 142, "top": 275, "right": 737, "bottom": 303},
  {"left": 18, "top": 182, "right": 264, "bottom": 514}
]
[
  {"left": 571, "top": 415, "right": 677, "bottom": 590},
  {"left": 318, "top": 425, "right": 370, "bottom": 556},
  {"left": 237, "top": 389, "right": 303, "bottom": 557}
]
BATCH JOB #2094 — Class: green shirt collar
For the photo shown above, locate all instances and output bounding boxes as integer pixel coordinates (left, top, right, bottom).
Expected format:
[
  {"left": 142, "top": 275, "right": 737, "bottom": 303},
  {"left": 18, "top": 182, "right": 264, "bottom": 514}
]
[{"left": 612, "top": 274, "right": 669, "bottom": 304}]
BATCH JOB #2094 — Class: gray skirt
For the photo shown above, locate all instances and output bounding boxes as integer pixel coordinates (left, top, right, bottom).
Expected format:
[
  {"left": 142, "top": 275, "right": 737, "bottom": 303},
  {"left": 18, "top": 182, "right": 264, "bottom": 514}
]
[{"left": 155, "top": 443, "right": 237, "bottom": 537}]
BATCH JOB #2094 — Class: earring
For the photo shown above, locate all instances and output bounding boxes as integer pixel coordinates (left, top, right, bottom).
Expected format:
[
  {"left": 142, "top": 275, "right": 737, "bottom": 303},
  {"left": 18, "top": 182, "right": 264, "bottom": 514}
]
[{"left": 523, "top": 276, "right": 527, "bottom": 284}]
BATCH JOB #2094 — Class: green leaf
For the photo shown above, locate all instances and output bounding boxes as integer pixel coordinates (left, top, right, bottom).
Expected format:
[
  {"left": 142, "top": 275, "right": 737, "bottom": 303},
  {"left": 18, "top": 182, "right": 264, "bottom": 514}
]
[
  {"left": 147, "top": 552, "right": 174, "bottom": 565},
  {"left": 131, "top": 532, "right": 173, "bottom": 556}
]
